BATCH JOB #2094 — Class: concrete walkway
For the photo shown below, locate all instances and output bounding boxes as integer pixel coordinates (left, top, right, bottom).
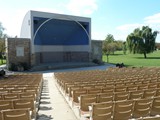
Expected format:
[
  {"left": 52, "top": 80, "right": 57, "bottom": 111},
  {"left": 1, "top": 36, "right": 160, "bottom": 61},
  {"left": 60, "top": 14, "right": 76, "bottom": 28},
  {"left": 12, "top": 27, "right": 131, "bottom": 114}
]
[{"left": 37, "top": 73, "right": 78, "bottom": 120}]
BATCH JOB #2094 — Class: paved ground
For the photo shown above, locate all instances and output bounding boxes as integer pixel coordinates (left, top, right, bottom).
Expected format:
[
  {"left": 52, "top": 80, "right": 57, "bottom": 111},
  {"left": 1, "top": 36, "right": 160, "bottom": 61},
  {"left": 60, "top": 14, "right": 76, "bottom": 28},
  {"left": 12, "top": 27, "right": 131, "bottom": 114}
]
[
  {"left": 37, "top": 73, "right": 78, "bottom": 120},
  {"left": 41, "top": 63, "right": 115, "bottom": 73}
]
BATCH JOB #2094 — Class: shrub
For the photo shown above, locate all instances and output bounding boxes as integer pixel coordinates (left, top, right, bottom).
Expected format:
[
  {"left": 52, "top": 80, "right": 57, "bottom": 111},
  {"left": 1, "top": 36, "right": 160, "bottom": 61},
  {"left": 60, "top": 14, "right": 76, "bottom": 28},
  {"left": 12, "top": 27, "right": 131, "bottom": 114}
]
[
  {"left": 19, "top": 62, "right": 30, "bottom": 70},
  {"left": 92, "top": 59, "right": 101, "bottom": 64},
  {"left": 8, "top": 63, "right": 17, "bottom": 71},
  {"left": 8, "top": 62, "right": 30, "bottom": 71}
]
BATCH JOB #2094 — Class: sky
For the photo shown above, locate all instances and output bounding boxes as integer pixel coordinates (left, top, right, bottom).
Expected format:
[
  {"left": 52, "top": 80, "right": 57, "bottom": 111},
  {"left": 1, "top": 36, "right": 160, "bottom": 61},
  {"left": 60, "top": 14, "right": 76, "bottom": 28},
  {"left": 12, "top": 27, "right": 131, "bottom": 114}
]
[{"left": 0, "top": 0, "right": 160, "bottom": 42}]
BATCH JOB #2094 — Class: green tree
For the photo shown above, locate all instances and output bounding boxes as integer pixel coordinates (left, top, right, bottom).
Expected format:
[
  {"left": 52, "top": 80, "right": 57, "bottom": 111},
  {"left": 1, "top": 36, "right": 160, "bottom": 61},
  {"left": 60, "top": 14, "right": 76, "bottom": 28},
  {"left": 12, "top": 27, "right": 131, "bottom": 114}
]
[
  {"left": 105, "top": 34, "right": 114, "bottom": 43},
  {"left": 104, "top": 34, "right": 116, "bottom": 53},
  {"left": 103, "top": 34, "right": 116, "bottom": 62},
  {"left": 115, "top": 40, "right": 123, "bottom": 51},
  {"left": 0, "top": 22, "right": 7, "bottom": 64},
  {"left": 122, "top": 42, "right": 127, "bottom": 54},
  {"left": 127, "top": 26, "right": 158, "bottom": 58},
  {"left": 0, "top": 23, "right": 5, "bottom": 37}
]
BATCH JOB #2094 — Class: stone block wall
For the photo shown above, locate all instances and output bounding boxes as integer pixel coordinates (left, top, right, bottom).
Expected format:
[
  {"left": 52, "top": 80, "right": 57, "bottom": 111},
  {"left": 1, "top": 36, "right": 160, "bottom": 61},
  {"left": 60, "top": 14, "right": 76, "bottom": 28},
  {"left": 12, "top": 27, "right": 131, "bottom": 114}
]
[
  {"left": 6, "top": 38, "right": 31, "bottom": 70},
  {"left": 91, "top": 40, "right": 102, "bottom": 63}
]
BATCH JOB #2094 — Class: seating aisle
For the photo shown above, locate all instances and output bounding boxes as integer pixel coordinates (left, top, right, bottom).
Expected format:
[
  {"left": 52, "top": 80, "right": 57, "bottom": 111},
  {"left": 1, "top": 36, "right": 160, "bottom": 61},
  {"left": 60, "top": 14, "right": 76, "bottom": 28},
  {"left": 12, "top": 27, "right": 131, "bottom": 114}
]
[{"left": 37, "top": 73, "right": 78, "bottom": 120}]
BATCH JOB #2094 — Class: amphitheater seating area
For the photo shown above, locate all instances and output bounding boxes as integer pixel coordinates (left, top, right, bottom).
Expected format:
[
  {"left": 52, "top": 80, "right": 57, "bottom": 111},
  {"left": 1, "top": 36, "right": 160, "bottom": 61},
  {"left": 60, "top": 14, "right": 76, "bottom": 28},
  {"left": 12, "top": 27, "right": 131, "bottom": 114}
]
[
  {"left": 0, "top": 73, "right": 43, "bottom": 120},
  {"left": 55, "top": 67, "right": 160, "bottom": 120}
]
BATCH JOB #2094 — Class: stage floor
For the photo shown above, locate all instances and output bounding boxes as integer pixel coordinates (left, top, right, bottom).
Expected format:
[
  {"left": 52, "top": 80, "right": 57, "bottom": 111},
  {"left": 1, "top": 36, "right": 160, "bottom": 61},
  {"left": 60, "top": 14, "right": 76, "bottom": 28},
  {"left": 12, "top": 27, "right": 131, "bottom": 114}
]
[{"left": 30, "top": 62, "right": 99, "bottom": 71}]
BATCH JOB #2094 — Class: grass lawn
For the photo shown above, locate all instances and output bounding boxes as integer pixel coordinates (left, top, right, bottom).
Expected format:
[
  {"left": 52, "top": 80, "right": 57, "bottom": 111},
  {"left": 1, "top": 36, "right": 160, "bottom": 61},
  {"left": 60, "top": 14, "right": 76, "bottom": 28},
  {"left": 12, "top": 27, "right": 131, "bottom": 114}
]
[
  {"left": 103, "top": 50, "right": 160, "bottom": 67},
  {"left": 0, "top": 59, "right": 6, "bottom": 65}
]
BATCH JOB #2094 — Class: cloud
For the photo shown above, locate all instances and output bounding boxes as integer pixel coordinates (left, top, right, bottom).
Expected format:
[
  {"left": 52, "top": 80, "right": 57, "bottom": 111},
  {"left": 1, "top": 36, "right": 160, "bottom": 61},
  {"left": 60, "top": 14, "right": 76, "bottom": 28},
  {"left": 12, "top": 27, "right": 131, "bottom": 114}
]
[
  {"left": 92, "top": 31, "right": 106, "bottom": 40},
  {"left": 114, "top": 33, "right": 128, "bottom": 41},
  {"left": 0, "top": 0, "right": 98, "bottom": 37},
  {"left": 116, "top": 23, "right": 143, "bottom": 31},
  {"left": 115, "top": 24, "right": 143, "bottom": 40},
  {"left": 0, "top": 9, "right": 25, "bottom": 37},
  {"left": 31, "top": 8, "right": 64, "bottom": 14},
  {"left": 144, "top": 13, "right": 160, "bottom": 34},
  {"left": 0, "top": 8, "right": 64, "bottom": 37},
  {"left": 66, "top": 0, "right": 98, "bottom": 15},
  {"left": 144, "top": 13, "right": 160, "bottom": 24},
  {"left": 116, "top": 13, "right": 160, "bottom": 32},
  {"left": 115, "top": 13, "right": 160, "bottom": 41}
]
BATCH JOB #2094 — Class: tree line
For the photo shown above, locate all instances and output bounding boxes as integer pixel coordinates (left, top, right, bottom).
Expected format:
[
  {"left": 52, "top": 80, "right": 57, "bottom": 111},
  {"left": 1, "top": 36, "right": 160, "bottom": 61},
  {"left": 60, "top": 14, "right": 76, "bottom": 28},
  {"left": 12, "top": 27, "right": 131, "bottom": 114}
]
[{"left": 103, "top": 26, "right": 159, "bottom": 59}]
